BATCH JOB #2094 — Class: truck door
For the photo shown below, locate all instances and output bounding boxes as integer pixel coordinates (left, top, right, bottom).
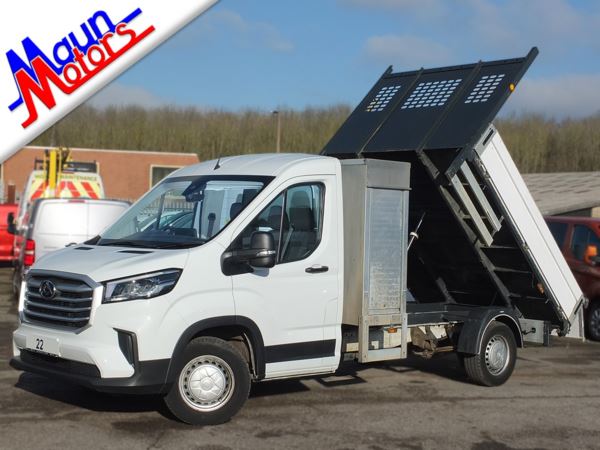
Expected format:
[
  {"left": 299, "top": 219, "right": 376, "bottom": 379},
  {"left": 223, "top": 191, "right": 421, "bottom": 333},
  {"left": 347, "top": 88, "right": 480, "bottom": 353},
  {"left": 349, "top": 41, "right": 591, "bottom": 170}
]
[
  {"left": 229, "top": 176, "right": 340, "bottom": 378},
  {"left": 566, "top": 224, "right": 600, "bottom": 295}
]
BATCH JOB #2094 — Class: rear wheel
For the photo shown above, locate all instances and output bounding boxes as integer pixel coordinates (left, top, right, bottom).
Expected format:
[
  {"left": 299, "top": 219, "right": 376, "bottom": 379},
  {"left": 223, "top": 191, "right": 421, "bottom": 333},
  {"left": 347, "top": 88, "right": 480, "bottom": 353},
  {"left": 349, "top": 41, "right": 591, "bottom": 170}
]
[
  {"left": 586, "top": 302, "right": 600, "bottom": 341},
  {"left": 462, "top": 322, "right": 517, "bottom": 386},
  {"left": 164, "top": 336, "right": 251, "bottom": 425}
]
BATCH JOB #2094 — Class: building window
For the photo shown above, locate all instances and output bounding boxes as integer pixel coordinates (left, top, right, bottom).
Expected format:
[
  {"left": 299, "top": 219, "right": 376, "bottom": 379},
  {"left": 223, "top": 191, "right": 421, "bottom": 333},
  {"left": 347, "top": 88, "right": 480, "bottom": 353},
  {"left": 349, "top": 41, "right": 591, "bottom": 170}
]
[{"left": 151, "top": 166, "right": 181, "bottom": 187}]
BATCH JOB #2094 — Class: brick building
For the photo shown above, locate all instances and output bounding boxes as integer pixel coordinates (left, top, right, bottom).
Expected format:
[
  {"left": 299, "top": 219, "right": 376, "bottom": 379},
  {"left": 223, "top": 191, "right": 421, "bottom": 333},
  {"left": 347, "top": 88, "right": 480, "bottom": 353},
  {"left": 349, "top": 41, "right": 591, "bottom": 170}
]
[{"left": 1, "top": 146, "right": 199, "bottom": 202}]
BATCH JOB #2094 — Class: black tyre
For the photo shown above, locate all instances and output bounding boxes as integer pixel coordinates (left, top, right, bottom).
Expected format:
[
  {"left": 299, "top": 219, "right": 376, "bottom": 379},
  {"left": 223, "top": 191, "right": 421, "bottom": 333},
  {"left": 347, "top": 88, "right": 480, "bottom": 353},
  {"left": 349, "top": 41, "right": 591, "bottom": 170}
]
[
  {"left": 164, "top": 336, "right": 251, "bottom": 425},
  {"left": 462, "top": 322, "right": 517, "bottom": 387},
  {"left": 585, "top": 302, "right": 600, "bottom": 341}
]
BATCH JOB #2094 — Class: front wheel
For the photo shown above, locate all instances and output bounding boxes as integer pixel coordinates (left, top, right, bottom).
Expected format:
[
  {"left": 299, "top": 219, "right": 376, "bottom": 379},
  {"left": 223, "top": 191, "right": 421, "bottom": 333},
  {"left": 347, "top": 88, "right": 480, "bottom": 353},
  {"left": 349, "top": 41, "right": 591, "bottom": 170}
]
[
  {"left": 164, "top": 336, "right": 251, "bottom": 425},
  {"left": 462, "top": 322, "right": 517, "bottom": 387}
]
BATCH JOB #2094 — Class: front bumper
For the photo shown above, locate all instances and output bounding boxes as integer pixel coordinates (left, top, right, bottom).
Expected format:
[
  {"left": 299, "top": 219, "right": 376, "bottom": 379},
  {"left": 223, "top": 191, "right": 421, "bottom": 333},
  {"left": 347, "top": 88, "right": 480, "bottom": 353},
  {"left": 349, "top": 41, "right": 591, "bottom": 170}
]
[
  {"left": 13, "top": 266, "right": 190, "bottom": 395},
  {"left": 12, "top": 321, "right": 174, "bottom": 395},
  {"left": 10, "top": 351, "right": 170, "bottom": 395}
]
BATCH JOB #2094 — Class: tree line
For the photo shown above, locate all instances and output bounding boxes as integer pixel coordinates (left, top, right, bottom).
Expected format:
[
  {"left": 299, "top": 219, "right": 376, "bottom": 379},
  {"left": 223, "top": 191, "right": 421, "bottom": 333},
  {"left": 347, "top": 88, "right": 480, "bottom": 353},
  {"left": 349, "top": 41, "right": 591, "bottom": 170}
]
[{"left": 32, "top": 104, "right": 600, "bottom": 173}]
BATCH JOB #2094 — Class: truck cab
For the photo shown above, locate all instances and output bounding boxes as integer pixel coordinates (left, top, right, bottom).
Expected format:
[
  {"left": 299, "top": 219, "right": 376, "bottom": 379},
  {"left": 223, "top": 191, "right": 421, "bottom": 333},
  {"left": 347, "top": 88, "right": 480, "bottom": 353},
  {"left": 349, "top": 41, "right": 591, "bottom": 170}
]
[
  {"left": 10, "top": 50, "right": 584, "bottom": 425},
  {"left": 11, "top": 154, "right": 344, "bottom": 422}
]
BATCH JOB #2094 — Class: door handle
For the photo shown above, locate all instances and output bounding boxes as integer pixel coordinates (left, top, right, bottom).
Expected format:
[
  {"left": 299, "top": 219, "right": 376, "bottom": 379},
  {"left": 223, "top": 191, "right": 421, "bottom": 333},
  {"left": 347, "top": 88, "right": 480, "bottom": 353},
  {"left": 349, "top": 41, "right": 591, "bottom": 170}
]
[{"left": 305, "top": 264, "right": 329, "bottom": 273}]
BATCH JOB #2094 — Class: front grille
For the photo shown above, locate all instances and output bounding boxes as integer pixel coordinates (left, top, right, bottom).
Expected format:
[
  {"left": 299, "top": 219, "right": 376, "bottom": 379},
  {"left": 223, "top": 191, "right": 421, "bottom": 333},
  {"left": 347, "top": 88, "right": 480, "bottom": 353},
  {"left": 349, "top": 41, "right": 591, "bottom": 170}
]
[{"left": 24, "top": 275, "right": 94, "bottom": 328}]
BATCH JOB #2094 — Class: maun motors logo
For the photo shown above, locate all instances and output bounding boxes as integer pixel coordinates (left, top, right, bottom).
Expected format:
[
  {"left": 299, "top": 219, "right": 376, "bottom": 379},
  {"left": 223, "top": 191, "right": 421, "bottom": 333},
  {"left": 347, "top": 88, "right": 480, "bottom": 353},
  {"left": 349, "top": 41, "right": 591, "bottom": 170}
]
[{"left": 6, "top": 8, "right": 155, "bottom": 128}]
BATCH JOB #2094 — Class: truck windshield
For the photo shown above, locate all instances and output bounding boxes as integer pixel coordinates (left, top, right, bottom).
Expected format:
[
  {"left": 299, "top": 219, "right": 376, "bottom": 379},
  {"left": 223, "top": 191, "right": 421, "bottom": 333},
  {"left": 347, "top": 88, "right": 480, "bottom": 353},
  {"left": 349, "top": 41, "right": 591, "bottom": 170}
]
[{"left": 97, "top": 175, "right": 272, "bottom": 249}]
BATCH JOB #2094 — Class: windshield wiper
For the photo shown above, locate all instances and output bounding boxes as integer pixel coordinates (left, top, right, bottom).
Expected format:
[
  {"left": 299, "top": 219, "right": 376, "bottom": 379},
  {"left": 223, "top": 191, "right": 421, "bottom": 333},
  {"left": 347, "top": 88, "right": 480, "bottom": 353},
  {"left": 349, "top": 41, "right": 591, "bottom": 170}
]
[
  {"left": 151, "top": 240, "right": 206, "bottom": 249},
  {"left": 84, "top": 235, "right": 101, "bottom": 245}
]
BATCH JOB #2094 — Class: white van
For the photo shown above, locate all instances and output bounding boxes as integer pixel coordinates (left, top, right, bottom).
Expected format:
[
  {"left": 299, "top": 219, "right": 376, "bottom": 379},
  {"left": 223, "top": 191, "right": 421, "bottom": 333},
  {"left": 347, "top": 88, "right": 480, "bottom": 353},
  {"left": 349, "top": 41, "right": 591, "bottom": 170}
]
[
  {"left": 16, "top": 165, "right": 105, "bottom": 229},
  {"left": 11, "top": 198, "right": 130, "bottom": 294}
]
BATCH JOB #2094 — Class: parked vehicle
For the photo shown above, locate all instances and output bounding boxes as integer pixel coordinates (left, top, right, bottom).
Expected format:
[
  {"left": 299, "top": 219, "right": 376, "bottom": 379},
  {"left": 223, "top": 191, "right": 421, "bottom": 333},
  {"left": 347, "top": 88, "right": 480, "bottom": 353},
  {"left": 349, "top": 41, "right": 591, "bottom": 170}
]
[
  {"left": 10, "top": 50, "right": 583, "bottom": 425},
  {"left": 10, "top": 198, "right": 129, "bottom": 296},
  {"left": 545, "top": 215, "right": 600, "bottom": 340},
  {"left": 0, "top": 203, "right": 18, "bottom": 262},
  {"left": 15, "top": 147, "right": 104, "bottom": 231}
]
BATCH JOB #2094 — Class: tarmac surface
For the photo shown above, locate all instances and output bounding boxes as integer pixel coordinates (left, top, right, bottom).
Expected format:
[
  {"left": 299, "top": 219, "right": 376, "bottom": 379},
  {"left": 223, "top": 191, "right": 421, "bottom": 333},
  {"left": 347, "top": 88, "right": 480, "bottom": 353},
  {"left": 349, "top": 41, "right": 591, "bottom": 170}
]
[{"left": 1, "top": 267, "right": 600, "bottom": 450}]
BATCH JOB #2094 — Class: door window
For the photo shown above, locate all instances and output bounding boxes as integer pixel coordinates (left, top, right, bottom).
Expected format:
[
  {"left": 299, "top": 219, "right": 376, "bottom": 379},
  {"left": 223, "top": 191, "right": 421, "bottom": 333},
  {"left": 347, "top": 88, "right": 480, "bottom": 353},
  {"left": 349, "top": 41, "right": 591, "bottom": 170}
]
[
  {"left": 232, "top": 183, "right": 324, "bottom": 264},
  {"left": 571, "top": 225, "right": 600, "bottom": 260},
  {"left": 547, "top": 221, "right": 568, "bottom": 248}
]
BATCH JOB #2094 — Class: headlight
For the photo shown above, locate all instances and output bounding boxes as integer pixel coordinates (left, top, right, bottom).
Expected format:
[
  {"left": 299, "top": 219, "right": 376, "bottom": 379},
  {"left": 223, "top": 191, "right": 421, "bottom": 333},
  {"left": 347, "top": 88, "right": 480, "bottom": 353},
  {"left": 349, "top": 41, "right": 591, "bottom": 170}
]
[{"left": 103, "top": 269, "right": 181, "bottom": 303}]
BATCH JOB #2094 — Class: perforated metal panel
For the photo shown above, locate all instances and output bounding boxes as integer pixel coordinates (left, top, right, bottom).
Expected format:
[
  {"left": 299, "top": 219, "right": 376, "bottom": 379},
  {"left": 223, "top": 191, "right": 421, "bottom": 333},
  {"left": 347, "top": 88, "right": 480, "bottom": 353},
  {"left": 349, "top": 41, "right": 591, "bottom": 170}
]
[
  {"left": 401, "top": 79, "right": 461, "bottom": 109},
  {"left": 321, "top": 48, "right": 538, "bottom": 157},
  {"left": 366, "top": 85, "right": 402, "bottom": 112},
  {"left": 465, "top": 74, "right": 505, "bottom": 104}
]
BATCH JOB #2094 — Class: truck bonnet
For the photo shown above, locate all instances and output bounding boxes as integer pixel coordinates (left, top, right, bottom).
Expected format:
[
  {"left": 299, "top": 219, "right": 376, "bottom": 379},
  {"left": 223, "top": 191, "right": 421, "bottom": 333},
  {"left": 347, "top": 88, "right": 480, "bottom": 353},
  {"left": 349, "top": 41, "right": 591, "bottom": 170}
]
[{"left": 29, "top": 244, "right": 189, "bottom": 283}]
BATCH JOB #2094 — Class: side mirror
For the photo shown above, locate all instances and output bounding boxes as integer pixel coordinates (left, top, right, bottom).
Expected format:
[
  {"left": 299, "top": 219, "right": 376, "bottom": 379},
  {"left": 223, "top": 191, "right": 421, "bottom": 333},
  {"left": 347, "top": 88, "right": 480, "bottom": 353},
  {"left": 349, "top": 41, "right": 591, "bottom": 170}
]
[
  {"left": 584, "top": 244, "right": 599, "bottom": 266},
  {"left": 248, "top": 231, "right": 276, "bottom": 268},
  {"left": 221, "top": 231, "right": 276, "bottom": 275},
  {"left": 6, "top": 212, "right": 16, "bottom": 235}
]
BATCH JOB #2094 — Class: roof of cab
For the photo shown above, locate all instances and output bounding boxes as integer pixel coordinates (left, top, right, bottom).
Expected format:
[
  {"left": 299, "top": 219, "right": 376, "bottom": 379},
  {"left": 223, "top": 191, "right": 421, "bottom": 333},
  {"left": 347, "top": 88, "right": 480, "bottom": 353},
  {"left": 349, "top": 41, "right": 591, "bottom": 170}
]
[{"left": 170, "top": 153, "right": 337, "bottom": 179}]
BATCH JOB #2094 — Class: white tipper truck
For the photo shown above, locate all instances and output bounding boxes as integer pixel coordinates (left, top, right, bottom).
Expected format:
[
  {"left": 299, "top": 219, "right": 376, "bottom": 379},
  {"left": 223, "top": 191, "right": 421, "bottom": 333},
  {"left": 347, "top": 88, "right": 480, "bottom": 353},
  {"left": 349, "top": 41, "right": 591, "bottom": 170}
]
[{"left": 11, "top": 49, "right": 584, "bottom": 425}]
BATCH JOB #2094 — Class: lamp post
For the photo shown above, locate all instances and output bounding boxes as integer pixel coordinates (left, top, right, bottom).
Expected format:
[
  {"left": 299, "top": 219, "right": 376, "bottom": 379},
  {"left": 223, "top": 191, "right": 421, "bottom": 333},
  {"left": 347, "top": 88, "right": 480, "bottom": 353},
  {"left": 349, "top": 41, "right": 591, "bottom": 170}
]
[{"left": 272, "top": 110, "right": 281, "bottom": 153}]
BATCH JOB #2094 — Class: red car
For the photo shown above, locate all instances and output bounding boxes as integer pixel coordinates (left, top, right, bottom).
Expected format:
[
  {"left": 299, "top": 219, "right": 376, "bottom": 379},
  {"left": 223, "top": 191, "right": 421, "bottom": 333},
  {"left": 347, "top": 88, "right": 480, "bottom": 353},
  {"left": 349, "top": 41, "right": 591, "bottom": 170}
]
[
  {"left": 546, "top": 216, "right": 600, "bottom": 340},
  {"left": 0, "top": 203, "right": 18, "bottom": 262}
]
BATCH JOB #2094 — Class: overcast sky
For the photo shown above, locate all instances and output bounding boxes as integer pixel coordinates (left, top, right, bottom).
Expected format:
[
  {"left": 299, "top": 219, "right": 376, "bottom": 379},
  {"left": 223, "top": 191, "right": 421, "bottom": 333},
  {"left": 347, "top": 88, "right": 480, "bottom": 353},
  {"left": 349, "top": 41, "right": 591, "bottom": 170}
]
[{"left": 89, "top": 0, "right": 600, "bottom": 119}]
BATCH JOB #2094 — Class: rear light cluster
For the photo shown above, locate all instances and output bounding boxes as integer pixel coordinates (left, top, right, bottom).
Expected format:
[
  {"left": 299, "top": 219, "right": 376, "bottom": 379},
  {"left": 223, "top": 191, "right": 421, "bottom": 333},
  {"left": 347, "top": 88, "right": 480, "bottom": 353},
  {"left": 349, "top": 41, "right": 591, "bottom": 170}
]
[{"left": 23, "top": 239, "right": 35, "bottom": 267}]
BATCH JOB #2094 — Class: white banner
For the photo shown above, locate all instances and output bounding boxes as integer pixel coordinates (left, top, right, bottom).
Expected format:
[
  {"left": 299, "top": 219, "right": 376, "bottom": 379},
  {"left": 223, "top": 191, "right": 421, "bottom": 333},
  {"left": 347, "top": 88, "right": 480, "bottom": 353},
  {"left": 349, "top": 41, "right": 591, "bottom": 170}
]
[{"left": 0, "top": 0, "right": 218, "bottom": 162}]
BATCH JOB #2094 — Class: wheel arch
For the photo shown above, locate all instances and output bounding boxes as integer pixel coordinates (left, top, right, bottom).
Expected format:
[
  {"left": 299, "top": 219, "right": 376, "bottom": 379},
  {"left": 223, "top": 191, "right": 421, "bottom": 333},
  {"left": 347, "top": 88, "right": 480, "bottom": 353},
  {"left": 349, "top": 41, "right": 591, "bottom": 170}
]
[
  {"left": 457, "top": 311, "right": 523, "bottom": 355},
  {"left": 491, "top": 314, "right": 523, "bottom": 348},
  {"left": 166, "top": 316, "right": 265, "bottom": 384}
]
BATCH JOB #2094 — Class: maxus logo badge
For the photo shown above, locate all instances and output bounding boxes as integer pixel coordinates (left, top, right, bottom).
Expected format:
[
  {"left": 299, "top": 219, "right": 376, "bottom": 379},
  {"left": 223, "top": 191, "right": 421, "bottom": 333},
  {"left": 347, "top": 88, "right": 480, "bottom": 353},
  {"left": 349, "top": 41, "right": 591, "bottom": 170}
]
[
  {"left": 6, "top": 7, "right": 155, "bottom": 128},
  {"left": 39, "top": 280, "right": 57, "bottom": 299}
]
